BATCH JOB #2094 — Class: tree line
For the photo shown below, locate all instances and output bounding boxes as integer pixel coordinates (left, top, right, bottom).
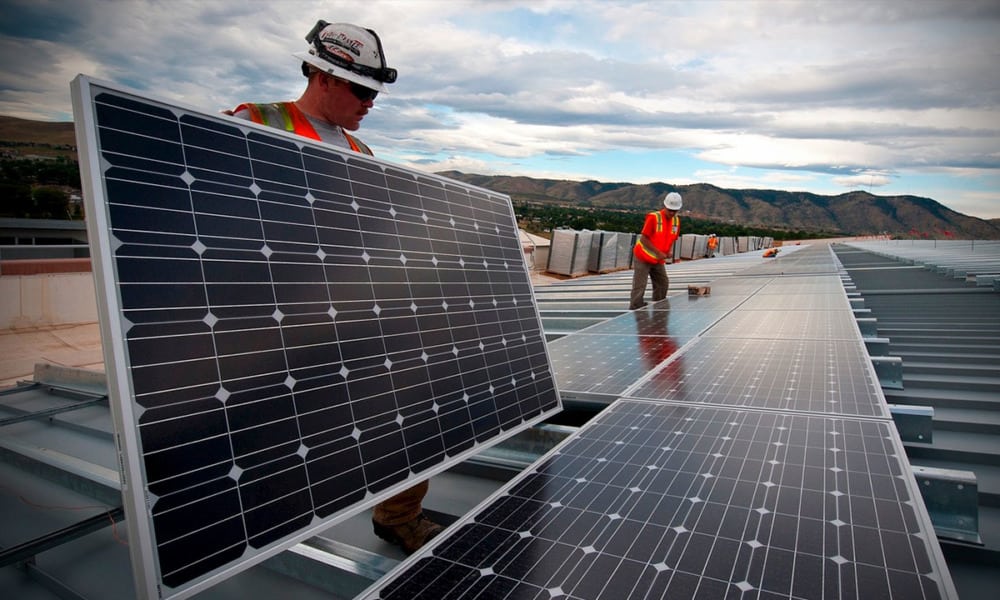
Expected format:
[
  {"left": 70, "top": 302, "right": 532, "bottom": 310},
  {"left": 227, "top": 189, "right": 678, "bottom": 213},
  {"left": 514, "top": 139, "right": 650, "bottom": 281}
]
[
  {"left": 0, "top": 156, "right": 839, "bottom": 240},
  {"left": 0, "top": 156, "right": 82, "bottom": 219},
  {"left": 513, "top": 202, "right": 837, "bottom": 241}
]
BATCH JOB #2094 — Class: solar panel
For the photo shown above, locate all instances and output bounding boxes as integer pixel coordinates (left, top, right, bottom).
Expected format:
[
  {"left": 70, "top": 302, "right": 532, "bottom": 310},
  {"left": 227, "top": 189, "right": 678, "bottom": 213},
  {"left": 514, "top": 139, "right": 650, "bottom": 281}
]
[
  {"left": 546, "top": 333, "right": 682, "bottom": 400},
  {"left": 362, "top": 244, "right": 955, "bottom": 599},
  {"left": 71, "top": 75, "right": 561, "bottom": 598},
  {"left": 755, "top": 276, "right": 848, "bottom": 294},
  {"left": 742, "top": 257, "right": 843, "bottom": 276},
  {"left": 704, "top": 307, "right": 861, "bottom": 340},
  {"left": 361, "top": 400, "right": 954, "bottom": 600},
  {"left": 626, "top": 337, "right": 887, "bottom": 418},
  {"left": 580, "top": 307, "right": 728, "bottom": 338},
  {"left": 739, "top": 292, "right": 850, "bottom": 311}
]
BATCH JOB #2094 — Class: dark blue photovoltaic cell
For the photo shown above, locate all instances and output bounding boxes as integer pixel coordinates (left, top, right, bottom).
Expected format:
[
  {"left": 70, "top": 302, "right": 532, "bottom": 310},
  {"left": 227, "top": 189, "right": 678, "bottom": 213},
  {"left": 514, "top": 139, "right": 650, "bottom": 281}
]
[
  {"left": 364, "top": 400, "right": 948, "bottom": 600},
  {"left": 360, "top": 245, "right": 954, "bottom": 600},
  {"left": 740, "top": 254, "right": 843, "bottom": 276},
  {"left": 76, "top": 79, "right": 561, "bottom": 595},
  {"left": 635, "top": 293, "right": 748, "bottom": 312},
  {"left": 739, "top": 292, "right": 850, "bottom": 310},
  {"left": 546, "top": 333, "right": 681, "bottom": 398},
  {"left": 755, "top": 276, "right": 847, "bottom": 294},
  {"left": 546, "top": 306, "right": 727, "bottom": 399},
  {"left": 579, "top": 307, "right": 727, "bottom": 337},
  {"left": 627, "top": 337, "right": 886, "bottom": 417},
  {"left": 704, "top": 309, "right": 860, "bottom": 340}
]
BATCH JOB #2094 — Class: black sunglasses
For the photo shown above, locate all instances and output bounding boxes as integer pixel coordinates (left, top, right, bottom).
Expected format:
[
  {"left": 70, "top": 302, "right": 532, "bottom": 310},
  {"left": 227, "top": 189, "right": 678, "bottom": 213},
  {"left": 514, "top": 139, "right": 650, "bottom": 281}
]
[{"left": 347, "top": 80, "right": 378, "bottom": 102}]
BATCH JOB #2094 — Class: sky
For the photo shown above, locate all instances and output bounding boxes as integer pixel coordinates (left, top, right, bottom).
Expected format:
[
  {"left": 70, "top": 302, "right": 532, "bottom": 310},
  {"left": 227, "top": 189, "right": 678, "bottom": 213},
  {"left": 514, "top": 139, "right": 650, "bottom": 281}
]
[{"left": 1, "top": 0, "right": 998, "bottom": 219}]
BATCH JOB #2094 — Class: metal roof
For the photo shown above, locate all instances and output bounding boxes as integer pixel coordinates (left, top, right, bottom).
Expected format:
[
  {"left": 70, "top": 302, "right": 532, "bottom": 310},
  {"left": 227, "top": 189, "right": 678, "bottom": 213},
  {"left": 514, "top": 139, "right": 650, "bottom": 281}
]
[
  {"left": 2, "top": 240, "right": 997, "bottom": 599},
  {"left": 831, "top": 240, "right": 1000, "bottom": 598}
]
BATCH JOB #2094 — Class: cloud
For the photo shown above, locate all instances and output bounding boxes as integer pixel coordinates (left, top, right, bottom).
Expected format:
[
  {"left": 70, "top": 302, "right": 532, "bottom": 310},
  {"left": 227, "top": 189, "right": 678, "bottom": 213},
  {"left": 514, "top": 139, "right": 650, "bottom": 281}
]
[
  {"left": 832, "top": 172, "right": 895, "bottom": 189},
  {"left": 1, "top": 0, "right": 998, "bottom": 220}
]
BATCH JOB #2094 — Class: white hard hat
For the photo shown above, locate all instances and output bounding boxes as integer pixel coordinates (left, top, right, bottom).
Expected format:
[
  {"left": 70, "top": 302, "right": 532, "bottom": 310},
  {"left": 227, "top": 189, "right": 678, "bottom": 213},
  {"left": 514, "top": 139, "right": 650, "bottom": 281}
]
[
  {"left": 663, "top": 192, "right": 683, "bottom": 210},
  {"left": 293, "top": 20, "right": 397, "bottom": 93}
]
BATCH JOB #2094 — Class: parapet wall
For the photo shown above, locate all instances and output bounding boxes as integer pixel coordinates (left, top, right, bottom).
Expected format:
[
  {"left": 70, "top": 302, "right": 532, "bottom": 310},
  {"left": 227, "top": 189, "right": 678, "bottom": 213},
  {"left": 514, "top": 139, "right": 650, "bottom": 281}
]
[{"left": 1, "top": 262, "right": 98, "bottom": 329}]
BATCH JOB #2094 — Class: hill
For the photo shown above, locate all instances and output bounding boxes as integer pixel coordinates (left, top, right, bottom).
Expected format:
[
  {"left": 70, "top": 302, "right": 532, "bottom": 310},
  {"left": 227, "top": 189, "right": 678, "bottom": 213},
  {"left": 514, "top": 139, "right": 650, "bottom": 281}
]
[
  {"left": 0, "top": 116, "right": 76, "bottom": 159},
  {"left": 2, "top": 115, "right": 996, "bottom": 239},
  {"left": 438, "top": 172, "right": 1000, "bottom": 239}
]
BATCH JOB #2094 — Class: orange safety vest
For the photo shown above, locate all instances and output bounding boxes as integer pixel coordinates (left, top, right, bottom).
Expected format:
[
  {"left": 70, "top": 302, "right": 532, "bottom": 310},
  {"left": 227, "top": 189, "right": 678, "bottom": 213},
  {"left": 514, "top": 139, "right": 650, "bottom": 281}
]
[
  {"left": 634, "top": 210, "right": 680, "bottom": 264},
  {"left": 232, "top": 102, "right": 373, "bottom": 155}
]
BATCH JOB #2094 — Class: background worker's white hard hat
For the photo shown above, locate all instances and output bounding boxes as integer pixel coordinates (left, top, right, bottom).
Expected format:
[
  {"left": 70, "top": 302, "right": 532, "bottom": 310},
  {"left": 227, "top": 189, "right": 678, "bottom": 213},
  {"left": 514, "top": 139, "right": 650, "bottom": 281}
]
[
  {"left": 663, "top": 192, "right": 683, "bottom": 210},
  {"left": 293, "top": 21, "right": 396, "bottom": 93}
]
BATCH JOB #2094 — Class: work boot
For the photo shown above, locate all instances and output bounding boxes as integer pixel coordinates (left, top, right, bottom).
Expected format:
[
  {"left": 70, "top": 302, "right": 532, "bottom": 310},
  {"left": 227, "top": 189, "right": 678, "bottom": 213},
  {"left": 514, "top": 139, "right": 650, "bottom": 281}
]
[{"left": 372, "top": 513, "right": 443, "bottom": 554}]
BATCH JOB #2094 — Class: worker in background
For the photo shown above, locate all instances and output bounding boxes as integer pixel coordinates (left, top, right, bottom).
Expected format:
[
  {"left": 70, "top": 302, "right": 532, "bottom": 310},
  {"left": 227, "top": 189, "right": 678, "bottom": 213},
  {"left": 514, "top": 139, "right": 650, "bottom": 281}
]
[
  {"left": 706, "top": 233, "right": 719, "bottom": 258},
  {"left": 629, "top": 192, "right": 682, "bottom": 310},
  {"left": 229, "top": 20, "right": 442, "bottom": 555}
]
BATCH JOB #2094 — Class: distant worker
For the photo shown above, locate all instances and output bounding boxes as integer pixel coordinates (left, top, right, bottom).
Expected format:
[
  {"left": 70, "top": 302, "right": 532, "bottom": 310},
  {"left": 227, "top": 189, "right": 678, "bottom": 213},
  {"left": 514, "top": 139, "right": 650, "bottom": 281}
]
[
  {"left": 629, "top": 192, "right": 682, "bottom": 310},
  {"left": 229, "top": 20, "right": 442, "bottom": 555},
  {"left": 706, "top": 234, "right": 719, "bottom": 258}
]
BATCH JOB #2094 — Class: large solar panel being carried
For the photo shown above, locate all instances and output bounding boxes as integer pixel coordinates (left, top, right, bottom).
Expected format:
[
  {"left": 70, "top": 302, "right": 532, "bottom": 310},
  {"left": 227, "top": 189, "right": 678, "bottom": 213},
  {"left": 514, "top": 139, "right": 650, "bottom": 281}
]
[{"left": 70, "top": 75, "right": 561, "bottom": 599}]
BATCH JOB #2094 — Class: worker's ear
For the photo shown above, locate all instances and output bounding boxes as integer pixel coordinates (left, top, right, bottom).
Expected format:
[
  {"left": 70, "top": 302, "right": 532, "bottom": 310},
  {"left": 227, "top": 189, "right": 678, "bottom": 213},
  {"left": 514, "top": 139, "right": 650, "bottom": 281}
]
[{"left": 311, "top": 71, "right": 334, "bottom": 89}]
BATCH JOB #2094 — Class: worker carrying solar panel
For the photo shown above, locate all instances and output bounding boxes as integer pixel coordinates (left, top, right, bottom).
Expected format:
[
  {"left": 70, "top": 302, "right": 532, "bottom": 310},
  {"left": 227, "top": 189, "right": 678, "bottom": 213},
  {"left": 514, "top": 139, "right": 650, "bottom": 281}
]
[
  {"left": 228, "top": 20, "right": 441, "bottom": 555},
  {"left": 629, "top": 192, "right": 682, "bottom": 310}
]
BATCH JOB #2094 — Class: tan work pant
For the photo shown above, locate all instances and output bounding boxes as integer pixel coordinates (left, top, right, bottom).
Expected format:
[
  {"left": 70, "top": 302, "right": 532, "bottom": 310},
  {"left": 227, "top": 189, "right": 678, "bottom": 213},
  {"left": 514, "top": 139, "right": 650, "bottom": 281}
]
[{"left": 629, "top": 259, "right": 669, "bottom": 310}]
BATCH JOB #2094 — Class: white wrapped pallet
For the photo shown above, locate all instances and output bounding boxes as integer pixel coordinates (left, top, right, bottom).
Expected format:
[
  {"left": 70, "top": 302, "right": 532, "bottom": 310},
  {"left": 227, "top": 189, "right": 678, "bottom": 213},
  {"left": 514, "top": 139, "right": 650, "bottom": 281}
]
[
  {"left": 679, "top": 234, "right": 697, "bottom": 259},
  {"left": 588, "top": 231, "right": 619, "bottom": 273},
  {"left": 616, "top": 233, "right": 635, "bottom": 269},
  {"left": 546, "top": 229, "right": 593, "bottom": 276},
  {"left": 693, "top": 234, "right": 709, "bottom": 258},
  {"left": 721, "top": 236, "right": 737, "bottom": 255}
]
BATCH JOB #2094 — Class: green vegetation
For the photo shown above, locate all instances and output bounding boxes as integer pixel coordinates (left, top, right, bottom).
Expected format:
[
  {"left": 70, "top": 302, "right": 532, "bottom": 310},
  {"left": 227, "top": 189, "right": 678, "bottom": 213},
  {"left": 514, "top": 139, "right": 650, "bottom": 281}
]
[
  {"left": 0, "top": 156, "right": 81, "bottom": 219},
  {"left": 513, "top": 201, "right": 837, "bottom": 241}
]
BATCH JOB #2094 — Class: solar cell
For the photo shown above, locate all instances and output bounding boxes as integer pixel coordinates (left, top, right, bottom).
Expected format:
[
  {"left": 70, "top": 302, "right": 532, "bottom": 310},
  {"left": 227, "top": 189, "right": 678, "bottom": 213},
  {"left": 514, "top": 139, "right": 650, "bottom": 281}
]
[
  {"left": 363, "top": 244, "right": 954, "bottom": 599},
  {"left": 739, "top": 292, "right": 850, "bottom": 311},
  {"left": 362, "top": 400, "right": 953, "bottom": 600},
  {"left": 626, "top": 337, "right": 887, "bottom": 418},
  {"left": 547, "top": 333, "right": 682, "bottom": 400},
  {"left": 755, "top": 276, "right": 848, "bottom": 295},
  {"left": 579, "top": 307, "right": 727, "bottom": 338},
  {"left": 71, "top": 76, "right": 561, "bottom": 597},
  {"left": 704, "top": 308, "right": 861, "bottom": 341},
  {"left": 740, "top": 249, "right": 845, "bottom": 276}
]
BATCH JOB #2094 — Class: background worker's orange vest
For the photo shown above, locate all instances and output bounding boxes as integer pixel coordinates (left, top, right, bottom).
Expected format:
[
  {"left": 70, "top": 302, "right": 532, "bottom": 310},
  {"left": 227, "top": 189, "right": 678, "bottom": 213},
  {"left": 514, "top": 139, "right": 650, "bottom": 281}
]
[{"left": 634, "top": 210, "right": 680, "bottom": 264}]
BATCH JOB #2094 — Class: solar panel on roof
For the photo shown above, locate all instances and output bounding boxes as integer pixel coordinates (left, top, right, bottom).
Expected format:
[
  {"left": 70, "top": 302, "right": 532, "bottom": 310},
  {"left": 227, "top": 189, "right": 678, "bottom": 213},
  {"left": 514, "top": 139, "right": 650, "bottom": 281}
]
[
  {"left": 704, "top": 307, "right": 861, "bottom": 340},
  {"left": 71, "top": 75, "right": 561, "bottom": 598},
  {"left": 739, "top": 292, "right": 850, "bottom": 310},
  {"left": 756, "top": 276, "right": 847, "bottom": 294},
  {"left": 626, "top": 337, "right": 887, "bottom": 418},
  {"left": 361, "top": 399, "right": 954, "bottom": 600},
  {"left": 361, "top": 243, "right": 954, "bottom": 599},
  {"left": 547, "top": 333, "right": 682, "bottom": 400},
  {"left": 579, "top": 306, "right": 727, "bottom": 338}
]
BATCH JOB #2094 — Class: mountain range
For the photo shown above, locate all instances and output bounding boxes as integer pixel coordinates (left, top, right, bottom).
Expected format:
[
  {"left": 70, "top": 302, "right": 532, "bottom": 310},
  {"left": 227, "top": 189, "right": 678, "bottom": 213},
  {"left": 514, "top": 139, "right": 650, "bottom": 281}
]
[
  {"left": 2, "top": 115, "right": 997, "bottom": 239},
  {"left": 438, "top": 172, "right": 1000, "bottom": 239}
]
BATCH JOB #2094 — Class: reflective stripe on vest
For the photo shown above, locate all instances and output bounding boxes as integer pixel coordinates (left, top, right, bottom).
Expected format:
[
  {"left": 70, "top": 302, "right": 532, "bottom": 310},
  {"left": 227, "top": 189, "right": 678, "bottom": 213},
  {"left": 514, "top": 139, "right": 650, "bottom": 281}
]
[
  {"left": 634, "top": 211, "right": 680, "bottom": 264},
  {"left": 233, "top": 102, "right": 373, "bottom": 155}
]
